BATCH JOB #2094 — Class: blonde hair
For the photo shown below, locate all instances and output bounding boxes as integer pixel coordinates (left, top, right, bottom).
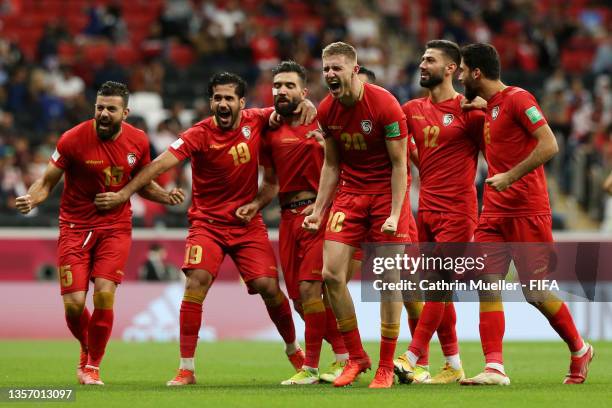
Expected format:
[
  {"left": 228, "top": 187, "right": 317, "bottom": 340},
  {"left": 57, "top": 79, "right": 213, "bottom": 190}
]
[{"left": 322, "top": 42, "right": 357, "bottom": 64}]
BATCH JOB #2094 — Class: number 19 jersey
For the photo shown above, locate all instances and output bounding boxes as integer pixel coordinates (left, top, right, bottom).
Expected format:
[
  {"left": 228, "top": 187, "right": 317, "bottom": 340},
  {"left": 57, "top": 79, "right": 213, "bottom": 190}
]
[{"left": 168, "top": 108, "right": 274, "bottom": 226}]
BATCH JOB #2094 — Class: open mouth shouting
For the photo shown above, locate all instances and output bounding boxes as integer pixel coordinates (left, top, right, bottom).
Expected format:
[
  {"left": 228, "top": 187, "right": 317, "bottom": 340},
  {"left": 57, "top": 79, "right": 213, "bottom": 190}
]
[
  {"left": 327, "top": 79, "right": 342, "bottom": 95},
  {"left": 216, "top": 108, "right": 233, "bottom": 127}
]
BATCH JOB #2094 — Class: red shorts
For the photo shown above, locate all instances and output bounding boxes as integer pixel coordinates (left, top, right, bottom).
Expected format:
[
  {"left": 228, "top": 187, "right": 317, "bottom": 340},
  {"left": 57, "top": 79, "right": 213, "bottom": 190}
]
[
  {"left": 183, "top": 215, "right": 278, "bottom": 292},
  {"left": 325, "top": 191, "right": 413, "bottom": 248},
  {"left": 474, "top": 215, "right": 553, "bottom": 277},
  {"left": 352, "top": 211, "right": 417, "bottom": 261},
  {"left": 279, "top": 206, "right": 325, "bottom": 300},
  {"left": 418, "top": 211, "right": 477, "bottom": 242},
  {"left": 57, "top": 225, "right": 131, "bottom": 295}
]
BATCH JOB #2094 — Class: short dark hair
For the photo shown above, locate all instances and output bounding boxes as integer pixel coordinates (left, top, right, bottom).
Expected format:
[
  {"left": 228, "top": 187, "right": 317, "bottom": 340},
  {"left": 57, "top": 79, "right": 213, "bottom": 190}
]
[
  {"left": 272, "top": 60, "right": 307, "bottom": 85},
  {"left": 426, "top": 39, "right": 461, "bottom": 66},
  {"left": 461, "top": 43, "right": 501, "bottom": 80},
  {"left": 358, "top": 66, "right": 376, "bottom": 82},
  {"left": 207, "top": 72, "right": 247, "bottom": 98},
  {"left": 97, "top": 81, "right": 129, "bottom": 107}
]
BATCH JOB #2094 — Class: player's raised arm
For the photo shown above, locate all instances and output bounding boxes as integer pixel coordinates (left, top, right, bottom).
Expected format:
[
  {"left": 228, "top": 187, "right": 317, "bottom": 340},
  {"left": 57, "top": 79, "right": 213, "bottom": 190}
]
[
  {"left": 235, "top": 166, "right": 279, "bottom": 223},
  {"left": 486, "top": 124, "right": 558, "bottom": 192},
  {"left": 383, "top": 137, "right": 407, "bottom": 234},
  {"left": 94, "top": 150, "right": 181, "bottom": 210},
  {"left": 303, "top": 136, "right": 339, "bottom": 232},
  {"left": 15, "top": 162, "right": 64, "bottom": 214}
]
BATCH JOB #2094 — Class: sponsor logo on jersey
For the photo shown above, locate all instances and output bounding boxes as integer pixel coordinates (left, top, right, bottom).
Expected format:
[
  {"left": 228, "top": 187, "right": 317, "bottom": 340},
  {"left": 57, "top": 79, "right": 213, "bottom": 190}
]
[
  {"left": 86, "top": 160, "right": 104, "bottom": 165},
  {"left": 443, "top": 113, "right": 454, "bottom": 126},
  {"left": 127, "top": 153, "right": 137, "bottom": 167},
  {"left": 525, "top": 106, "right": 543, "bottom": 124},
  {"left": 361, "top": 120, "right": 372, "bottom": 134},
  {"left": 241, "top": 126, "right": 251, "bottom": 139},
  {"left": 170, "top": 138, "right": 184, "bottom": 149},
  {"left": 492, "top": 106, "right": 500, "bottom": 120}
]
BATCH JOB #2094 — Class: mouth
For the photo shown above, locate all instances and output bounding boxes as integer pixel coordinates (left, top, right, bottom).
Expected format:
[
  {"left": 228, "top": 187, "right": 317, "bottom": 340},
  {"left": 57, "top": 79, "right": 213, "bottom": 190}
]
[
  {"left": 217, "top": 109, "right": 232, "bottom": 124},
  {"left": 420, "top": 71, "right": 430, "bottom": 81},
  {"left": 327, "top": 80, "right": 341, "bottom": 93}
]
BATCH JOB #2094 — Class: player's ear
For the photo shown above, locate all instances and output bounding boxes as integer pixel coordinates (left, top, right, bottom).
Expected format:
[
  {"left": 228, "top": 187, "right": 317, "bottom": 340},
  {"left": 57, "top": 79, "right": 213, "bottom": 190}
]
[
  {"left": 472, "top": 68, "right": 481, "bottom": 80},
  {"left": 239, "top": 97, "right": 245, "bottom": 109},
  {"left": 353, "top": 65, "right": 360, "bottom": 74},
  {"left": 301, "top": 87, "right": 308, "bottom": 98},
  {"left": 122, "top": 107, "right": 130, "bottom": 120}
]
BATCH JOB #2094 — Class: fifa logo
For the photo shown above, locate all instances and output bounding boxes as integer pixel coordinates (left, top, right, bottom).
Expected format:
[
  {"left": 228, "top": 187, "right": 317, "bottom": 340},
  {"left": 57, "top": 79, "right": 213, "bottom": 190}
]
[{"left": 360, "top": 120, "right": 372, "bottom": 134}]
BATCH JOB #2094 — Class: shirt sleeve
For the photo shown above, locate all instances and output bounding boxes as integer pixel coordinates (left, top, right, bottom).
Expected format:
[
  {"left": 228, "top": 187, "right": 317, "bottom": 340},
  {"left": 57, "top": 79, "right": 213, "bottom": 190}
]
[
  {"left": 168, "top": 127, "right": 200, "bottom": 161},
  {"left": 378, "top": 93, "right": 408, "bottom": 140},
  {"left": 512, "top": 91, "right": 548, "bottom": 134},
  {"left": 50, "top": 134, "right": 70, "bottom": 169},
  {"left": 401, "top": 103, "right": 417, "bottom": 152}
]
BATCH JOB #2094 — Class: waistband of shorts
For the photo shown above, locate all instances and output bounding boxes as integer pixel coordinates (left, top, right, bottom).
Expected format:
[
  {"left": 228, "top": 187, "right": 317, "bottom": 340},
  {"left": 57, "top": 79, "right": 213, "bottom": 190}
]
[{"left": 281, "top": 197, "right": 315, "bottom": 211}]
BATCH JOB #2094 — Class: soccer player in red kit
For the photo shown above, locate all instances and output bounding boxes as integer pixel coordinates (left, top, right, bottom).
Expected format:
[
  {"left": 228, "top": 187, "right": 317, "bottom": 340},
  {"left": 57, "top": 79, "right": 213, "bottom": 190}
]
[
  {"left": 303, "top": 42, "right": 410, "bottom": 388},
  {"left": 458, "top": 43, "right": 593, "bottom": 385},
  {"left": 237, "top": 61, "right": 348, "bottom": 385},
  {"left": 95, "top": 72, "right": 314, "bottom": 386},
  {"left": 15, "top": 81, "right": 185, "bottom": 385},
  {"left": 393, "top": 40, "right": 485, "bottom": 384}
]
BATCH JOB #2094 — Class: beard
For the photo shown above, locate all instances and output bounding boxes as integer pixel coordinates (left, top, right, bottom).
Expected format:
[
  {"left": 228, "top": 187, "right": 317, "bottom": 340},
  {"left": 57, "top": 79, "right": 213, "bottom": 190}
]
[
  {"left": 420, "top": 71, "right": 444, "bottom": 88},
  {"left": 96, "top": 120, "right": 121, "bottom": 140},
  {"left": 214, "top": 108, "right": 238, "bottom": 129},
  {"left": 463, "top": 81, "right": 479, "bottom": 101},
  {"left": 274, "top": 97, "right": 299, "bottom": 117}
]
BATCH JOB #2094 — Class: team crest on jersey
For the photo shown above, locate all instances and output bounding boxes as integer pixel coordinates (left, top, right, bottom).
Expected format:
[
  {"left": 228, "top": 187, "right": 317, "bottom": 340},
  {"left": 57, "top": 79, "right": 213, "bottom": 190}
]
[
  {"left": 492, "top": 106, "right": 500, "bottom": 120},
  {"left": 127, "top": 153, "right": 137, "bottom": 167},
  {"left": 442, "top": 114, "right": 454, "bottom": 126},
  {"left": 360, "top": 120, "right": 372, "bottom": 134},
  {"left": 241, "top": 126, "right": 251, "bottom": 139}
]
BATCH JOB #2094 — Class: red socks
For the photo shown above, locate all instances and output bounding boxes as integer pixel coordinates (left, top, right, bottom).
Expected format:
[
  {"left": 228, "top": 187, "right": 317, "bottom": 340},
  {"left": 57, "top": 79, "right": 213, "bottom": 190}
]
[
  {"left": 264, "top": 292, "right": 296, "bottom": 344},
  {"left": 303, "top": 299, "right": 326, "bottom": 368},
  {"left": 180, "top": 300, "right": 203, "bottom": 358},
  {"left": 479, "top": 310, "right": 505, "bottom": 364},
  {"left": 65, "top": 306, "right": 90, "bottom": 353},
  {"left": 438, "top": 302, "right": 459, "bottom": 356},
  {"left": 324, "top": 307, "right": 348, "bottom": 355},
  {"left": 337, "top": 316, "right": 366, "bottom": 359},
  {"left": 547, "top": 303, "right": 584, "bottom": 352},
  {"left": 408, "top": 302, "right": 444, "bottom": 363},
  {"left": 380, "top": 323, "right": 400, "bottom": 369}
]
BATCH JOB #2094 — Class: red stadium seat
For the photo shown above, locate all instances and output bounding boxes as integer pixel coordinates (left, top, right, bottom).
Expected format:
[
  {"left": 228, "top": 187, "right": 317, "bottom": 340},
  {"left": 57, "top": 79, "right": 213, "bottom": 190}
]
[
  {"left": 83, "top": 42, "right": 113, "bottom": 68},
  {"left": 114, "top": 44, "right": 142, "bottom": 66},
  {"left": 168, "top": 44, "right": 196, "bottom": 68}
]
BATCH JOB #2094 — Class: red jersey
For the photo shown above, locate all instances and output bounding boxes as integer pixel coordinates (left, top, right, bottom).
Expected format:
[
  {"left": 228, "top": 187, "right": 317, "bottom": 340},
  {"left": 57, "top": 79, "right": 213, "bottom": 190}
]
[
  {"left": 51, "top": 119, "right": 151, "bottom": 229},
  {"left": 261, "top": 121, "right": 323, "bottom": 194},
  {"left": 168, "top": 108, "right": 274, "bottom": 226},
  {"left": 404, "top": 94, "right": 484, "bottom": 221},
  {"left": 482, "top": 86, "right": 551, "bottom": 216},
  {"left": 318, "top": 83, "right": 408, "bottom": 194}
]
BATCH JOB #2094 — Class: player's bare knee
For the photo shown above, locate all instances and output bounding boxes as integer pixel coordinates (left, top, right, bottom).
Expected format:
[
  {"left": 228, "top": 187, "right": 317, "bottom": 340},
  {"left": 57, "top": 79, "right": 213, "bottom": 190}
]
[
  {"left": 63, "top": 299, "right": 85, "bottom": 317},
  {"left": 322, "top": 268, "right": 345, "bottom": 289},
  {"left": 249, "top": 278, "right": 280, "bottom": 299},
  {"left": 93, "top": 291, "right": 115, "bottom": 310},
  {"left": 185, "top": 269, "right": 213, "bottom": 291},
  {"left": 93, "top": 277, "right": 117, "bottom": 294},
  {"left": 299, "top": 281, "right": 322, "bottom": 301}
]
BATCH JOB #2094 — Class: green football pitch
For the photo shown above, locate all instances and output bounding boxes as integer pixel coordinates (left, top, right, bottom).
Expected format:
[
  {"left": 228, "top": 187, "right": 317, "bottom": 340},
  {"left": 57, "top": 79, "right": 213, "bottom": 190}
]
[{"left": 0, "top": 340, "right": 608, "bottom": 408}]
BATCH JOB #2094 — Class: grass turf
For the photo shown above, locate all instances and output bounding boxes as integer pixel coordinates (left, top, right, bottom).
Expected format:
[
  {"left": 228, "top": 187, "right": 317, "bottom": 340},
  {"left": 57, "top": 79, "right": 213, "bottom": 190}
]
[{"left": 0, "top": 340, "right": 608, "bottom": 408}]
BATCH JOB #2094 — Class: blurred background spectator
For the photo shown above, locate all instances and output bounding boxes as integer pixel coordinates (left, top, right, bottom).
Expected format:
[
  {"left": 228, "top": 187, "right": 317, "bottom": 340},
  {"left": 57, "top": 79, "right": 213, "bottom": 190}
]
[{"left": 0, "top": 0, "right": 609, "bottom": 231}]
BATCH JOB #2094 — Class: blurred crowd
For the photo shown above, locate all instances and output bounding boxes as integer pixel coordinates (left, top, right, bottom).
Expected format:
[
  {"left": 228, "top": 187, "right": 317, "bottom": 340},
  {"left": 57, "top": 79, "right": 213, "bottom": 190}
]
[{"left": 0, "top": 0, "right": 610, "bottom": 230}]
